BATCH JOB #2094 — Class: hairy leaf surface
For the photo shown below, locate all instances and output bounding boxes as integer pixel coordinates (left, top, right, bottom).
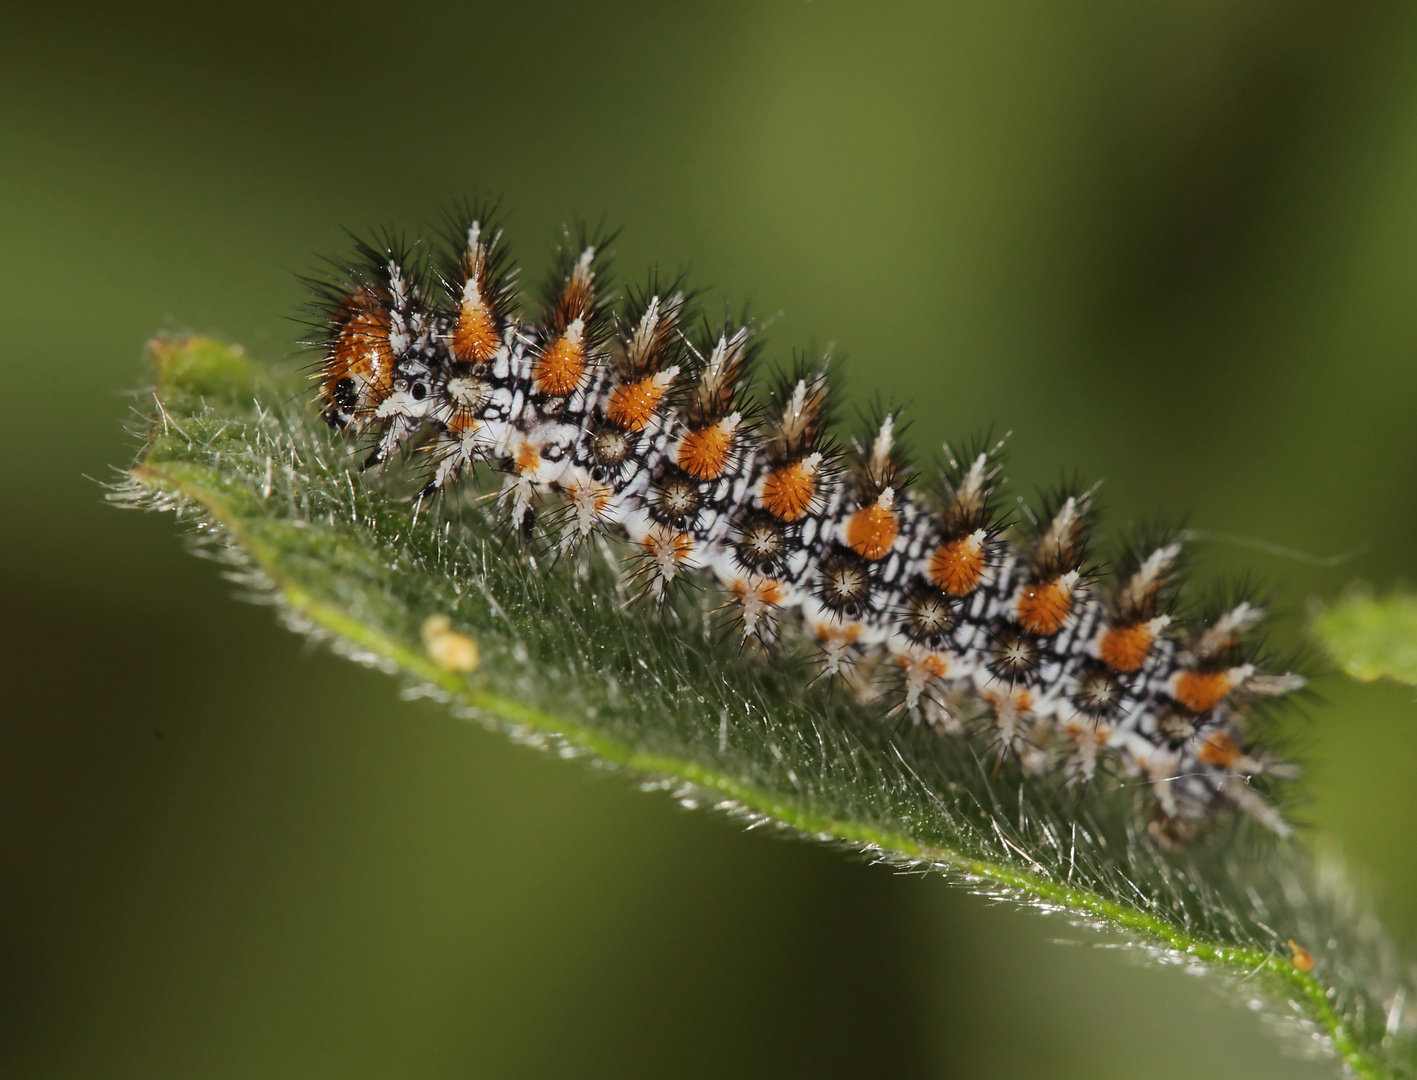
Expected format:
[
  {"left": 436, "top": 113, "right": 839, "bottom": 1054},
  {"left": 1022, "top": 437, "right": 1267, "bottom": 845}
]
[
  {"left": 116, "top": 336, "right": 1417, "bottom": 1079},
  {"left": 1316, "top": 592, "right": 1417, "bottom": 688}
]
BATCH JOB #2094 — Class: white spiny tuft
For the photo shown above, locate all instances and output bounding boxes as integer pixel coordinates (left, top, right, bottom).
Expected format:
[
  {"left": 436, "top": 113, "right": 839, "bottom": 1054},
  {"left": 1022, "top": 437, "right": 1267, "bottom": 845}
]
[
  {"left": 1118, "top": 542, "right": 1183, "bottom": 611},
  {"left": 1194, "top": 602, "right": 1264, "bottom": 659},
  {"left": 786, "top": 380, "right": 807, "bottom": 425},
  {"left": 870, "top": 415, "right": 894, "bottom": 472},
  {"left": 388, "top": 261, "right": 409, "bottom": 306},
  {"left": 573, "top": 246, "right": 595, "bottom": 286},
  {"left": 960, "top": 452, "right": 989, "bottom": 501},
  {"left": 626, "top": 296, "right": 661, "bottom": 366},
  {"left": 1242, "top": 671, "right": 1307, "bottom": 697},
  {"left": 1040, "top": 497, "right": 1078, "bottom": 559}
]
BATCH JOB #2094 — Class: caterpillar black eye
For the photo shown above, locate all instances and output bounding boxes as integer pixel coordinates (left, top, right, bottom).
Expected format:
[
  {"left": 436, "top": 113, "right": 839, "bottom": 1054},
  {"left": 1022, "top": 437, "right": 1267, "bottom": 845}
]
[
  {"left": 334, "top": 377, "right": 358, "bottom": 411},
  {"left": 411, "top": 381, "right": 428, "bottom": 401}
]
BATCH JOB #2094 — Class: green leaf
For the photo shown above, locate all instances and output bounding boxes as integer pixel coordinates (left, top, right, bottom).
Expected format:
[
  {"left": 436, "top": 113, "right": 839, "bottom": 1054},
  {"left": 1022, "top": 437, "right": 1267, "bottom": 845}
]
[
  {"left": 1315, "top": 591, "right": 1417, "bottom": 687},
  {"left": 116, "top": 336, "right": 1416, "bottom": 1080}
]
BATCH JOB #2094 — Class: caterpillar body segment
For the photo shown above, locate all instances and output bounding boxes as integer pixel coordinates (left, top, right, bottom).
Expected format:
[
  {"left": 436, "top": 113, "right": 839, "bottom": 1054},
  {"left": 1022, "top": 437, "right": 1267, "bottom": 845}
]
[{"left": 308, "top": 212, "right": 1305, "bottom": 840}]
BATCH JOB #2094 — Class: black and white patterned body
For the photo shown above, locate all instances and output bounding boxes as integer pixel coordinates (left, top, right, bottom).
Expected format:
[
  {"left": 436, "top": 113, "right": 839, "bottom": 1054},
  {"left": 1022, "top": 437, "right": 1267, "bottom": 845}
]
[{"left": 310, "top": 210, "right": 1304, "bottom": 841}]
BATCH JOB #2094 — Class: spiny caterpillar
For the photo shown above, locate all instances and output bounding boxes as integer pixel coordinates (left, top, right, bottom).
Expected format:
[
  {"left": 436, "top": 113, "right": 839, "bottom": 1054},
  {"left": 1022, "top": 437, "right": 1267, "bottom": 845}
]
[{"left": 308, "top": 203, "right": 1305, "bottom": 844}]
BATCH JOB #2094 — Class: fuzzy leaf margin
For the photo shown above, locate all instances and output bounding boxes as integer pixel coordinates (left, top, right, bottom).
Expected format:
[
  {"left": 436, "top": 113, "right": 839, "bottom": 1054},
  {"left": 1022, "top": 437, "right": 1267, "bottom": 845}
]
[
  {"left": 114, "top": 336, "right": 1416, "bottom": 1079},
  {"left": 1315, "top": 592, "right": 1417, "bottom": 688}
]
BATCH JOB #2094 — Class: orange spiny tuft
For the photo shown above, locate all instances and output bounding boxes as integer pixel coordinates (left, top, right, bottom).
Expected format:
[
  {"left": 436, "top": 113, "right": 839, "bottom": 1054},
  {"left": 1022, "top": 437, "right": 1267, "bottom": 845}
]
[
  {"left": 761, "top": 458, "right": 820, "bottom": 521},
  {"left": 515, "top": 441, "right": 541, "bottom": 474},
  {"left": 1016, "top": 577, "right": 1076, "bottom": 636},
  {"left": 536, "top": 332, "right": 587, "bottom": 395},
  {"left": 731, "top": 577, "right": 786, "bottom": 607},
  {"left": 677, "top": 416, "right": 739, "bottom": 480},
  {"left": 845, "top": 492, "right": 898, "bottom": 560},
  {"left": 1198, "top": 730, "right": 1243, "bottom": 768},
  {"left": 1173, "top": 670, "right": 1231, "bottom": 714},
  {"left": 814, "top": 621, "right": 863, "bottom": 645},
  {"left": 1065, "top": 719, "right": 1111, "bottom": 745},
  {"left": 325, "top": 289, "right": 394, "bottom": 399},
  {"left": 643, "top": 529, "right": 693, "bottom": 563},
  {"left": 606, "top": 371, "right": 675, "bottom": 432},
  {"left": 1099, "top": 623, "right": 1156, "bottom": 673},
  {"left": 928, "top": 532, "right": 987, "bottom": 596},
  {"left": 984, "top": 687, "right": 1034, "bottom": 715},
  {"left": 452, "top": 296, "right": 498, "bottom": 363},
  {"left": 445, "top": 412, "right": 478, "bottom": 436},
  {"left": 896, "top": 652, "right": 950, "bottom": 680}
]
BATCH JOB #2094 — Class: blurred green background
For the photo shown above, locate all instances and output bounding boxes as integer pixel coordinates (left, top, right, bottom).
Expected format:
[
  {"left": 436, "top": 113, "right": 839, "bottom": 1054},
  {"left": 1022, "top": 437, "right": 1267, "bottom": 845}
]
[{"left": 4, "top": 2, "right": 1417, "bottom": 1077}]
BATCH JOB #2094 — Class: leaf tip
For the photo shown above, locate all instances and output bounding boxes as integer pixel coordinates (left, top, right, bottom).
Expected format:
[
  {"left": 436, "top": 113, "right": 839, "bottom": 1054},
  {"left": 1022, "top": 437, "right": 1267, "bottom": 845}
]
[
  {"left": 1312, "top": 591, "right": 1417, "bottom": 687},
  {"left": 149, "top": 334, "right": 258, "bottom": 405}
]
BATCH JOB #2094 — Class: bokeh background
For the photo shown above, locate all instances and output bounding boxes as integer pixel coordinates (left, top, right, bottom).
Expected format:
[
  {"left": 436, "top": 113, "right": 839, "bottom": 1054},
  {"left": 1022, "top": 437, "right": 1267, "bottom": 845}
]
[{"left": 4, "top": 2, "right": 1417, "bottom": 1077}]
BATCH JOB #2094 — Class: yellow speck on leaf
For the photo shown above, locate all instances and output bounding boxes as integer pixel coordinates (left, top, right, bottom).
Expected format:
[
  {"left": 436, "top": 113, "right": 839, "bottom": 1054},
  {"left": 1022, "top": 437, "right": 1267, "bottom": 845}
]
[{"left": 421, "top": 614, "right": 479, "bottom": 674}]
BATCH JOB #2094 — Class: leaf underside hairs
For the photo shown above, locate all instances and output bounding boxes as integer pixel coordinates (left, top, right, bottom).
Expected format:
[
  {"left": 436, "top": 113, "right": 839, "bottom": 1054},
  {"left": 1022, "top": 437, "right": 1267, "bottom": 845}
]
[
  {"left": 309, "top": 202, "right": 1305, "bottom": 845},
  {"left": 118, "top": 333, "right": 1414, "bottom": 1080}
]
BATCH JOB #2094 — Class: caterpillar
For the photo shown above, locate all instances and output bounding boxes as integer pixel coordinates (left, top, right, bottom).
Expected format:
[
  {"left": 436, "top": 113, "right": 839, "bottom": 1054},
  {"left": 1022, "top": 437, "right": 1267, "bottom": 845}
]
[{"left": 307, "top": 203, "right": 1305, "bottom": 844}]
